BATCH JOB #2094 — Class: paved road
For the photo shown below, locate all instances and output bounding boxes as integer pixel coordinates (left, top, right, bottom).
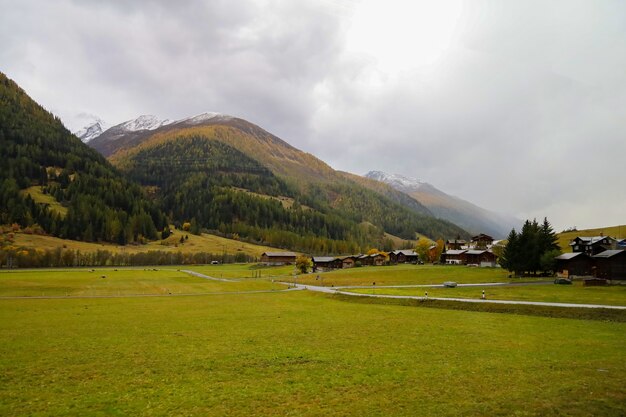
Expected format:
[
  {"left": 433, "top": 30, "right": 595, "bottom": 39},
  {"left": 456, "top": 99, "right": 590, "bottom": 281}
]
[
  {"left": 334, "top": 281, "right": 553, "bottom": 290},
  {"left": 288, "top": 283, "right": 626, "bottom": 310},
  {"left": 180, "top": 269, "right": 237, "bottom": 282}
]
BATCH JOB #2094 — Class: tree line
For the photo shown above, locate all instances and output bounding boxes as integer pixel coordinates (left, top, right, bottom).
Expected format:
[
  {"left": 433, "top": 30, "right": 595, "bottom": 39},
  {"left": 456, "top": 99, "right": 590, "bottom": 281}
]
[{"left": 500, "top": 218, "right": 561, "bottom": 276}]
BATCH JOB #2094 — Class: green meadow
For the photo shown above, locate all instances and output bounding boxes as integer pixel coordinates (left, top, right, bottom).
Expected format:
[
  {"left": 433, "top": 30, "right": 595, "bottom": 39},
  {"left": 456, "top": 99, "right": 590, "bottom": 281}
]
[
  {"left": 296, "top": 264, "right": 521, "bottom": 287},
  {"left": 0, "top": 268, "right": 625, "bottom": 416},
  {"left": 0, "top": 267, "right": 283, "bottom": 297},
  {"left": 348, "top": 281, "right": 626, "bottom": 307}
]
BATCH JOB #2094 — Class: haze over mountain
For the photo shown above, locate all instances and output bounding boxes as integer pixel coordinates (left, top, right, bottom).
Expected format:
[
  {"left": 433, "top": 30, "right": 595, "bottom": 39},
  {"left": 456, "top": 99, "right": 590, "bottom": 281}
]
[{"left": 365, "top": 171, "right": 520, "bottom": 239}]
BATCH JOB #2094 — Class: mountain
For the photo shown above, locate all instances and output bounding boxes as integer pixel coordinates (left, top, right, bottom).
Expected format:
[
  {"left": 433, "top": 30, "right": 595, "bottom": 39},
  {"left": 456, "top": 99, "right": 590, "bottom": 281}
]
[
  {"left": 0, "top": 72, "right": 168, "bottom": 244},
  {"left": 87, "top": 114, "right": 172, "bottom": 155},
  {"left": 364, "top": 171, "right": 520, "bottom": 239},
  {"left": 89, "top": 113, "right": 469, "bottom": 253},
  {"left": 74, "top": 119, "right": 106, "bottom": 142}
]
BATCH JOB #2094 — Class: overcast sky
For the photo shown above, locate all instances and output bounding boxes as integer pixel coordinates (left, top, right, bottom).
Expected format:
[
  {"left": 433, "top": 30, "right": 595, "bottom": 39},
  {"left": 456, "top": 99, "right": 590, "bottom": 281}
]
[{"left": 1, "top": 0, "right": 625, "bottom": 231}]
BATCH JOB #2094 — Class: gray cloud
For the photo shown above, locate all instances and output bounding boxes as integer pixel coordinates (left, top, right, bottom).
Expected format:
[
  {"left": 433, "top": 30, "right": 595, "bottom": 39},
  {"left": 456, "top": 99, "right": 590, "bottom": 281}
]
[{"left": 1, "top": 0, "right": 624, "bottom": 231}]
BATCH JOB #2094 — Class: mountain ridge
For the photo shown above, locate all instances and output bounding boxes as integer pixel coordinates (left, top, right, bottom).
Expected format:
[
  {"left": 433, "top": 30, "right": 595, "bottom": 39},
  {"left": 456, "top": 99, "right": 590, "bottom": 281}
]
[{"left": 364, "top": 170, "right": 520, "bottom": 239}]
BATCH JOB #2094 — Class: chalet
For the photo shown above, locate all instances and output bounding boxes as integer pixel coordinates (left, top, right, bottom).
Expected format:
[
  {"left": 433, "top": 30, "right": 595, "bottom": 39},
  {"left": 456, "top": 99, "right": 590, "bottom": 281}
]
[
  {"left": 312, "top": 256, "right": 341, "bottom": 271},
  {"left": 357, "top": 254, "right": 371, "bottom": 266},
  {"left": 570, "top": 236, "right": 617, "bottom": 256},
  {"left": 470, "top": 233, "right": 494, "bottom": 249},
  {"left": 464, "top": 249, "right": 498, "bottom": 267},
  {"left": 442, "top": 249, "right": 467, "bottom": 265},
  {"left": 446, "top": 239, "right": 467, "bottom": 250},
  {"left": 389, "top": 249, "right": 418, "bottom": 264},
  {"left": 592, "top": 250, "right": 626, "bottom": 280},
  {"left": 371, "top": 253, "right": 386, "bottom": 266},
  {"left": 340, "top": 256, "right": 356, "bottom": 269},
  {"left": 555, "top": 252, "right": 593, "bottom": 278},
  {"left": 260, "top": 252, "right": 297, "bottom": 266}
]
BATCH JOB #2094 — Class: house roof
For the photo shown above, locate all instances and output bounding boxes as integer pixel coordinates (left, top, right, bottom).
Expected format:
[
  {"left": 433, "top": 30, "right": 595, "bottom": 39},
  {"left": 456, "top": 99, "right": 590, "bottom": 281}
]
[
  {"left": 465, "top": 250, "right": 487, "bottom": 255},
  {"left": 445, "top": 250, "right": 467, "bottom": 255},
  {"left": 262, "top": 252, "right": 297, "bottom": 257},
  {"left": 570, "top": 236, "right": 616, "bottom": 246},
  {"left": 393, "top": 250, "right": 417, "bottom": 256},
  {"left": 471, "top": 234, "right": 494, "bottom": 241},
  {"left": 592, "top": 249, "right": 625, "bottom": 259},
  {"left": 555, "top": 252, "right": 586, "bottom": 260},
  {"left": 312, "top": 256, "right": 336, "bottom": 263}
]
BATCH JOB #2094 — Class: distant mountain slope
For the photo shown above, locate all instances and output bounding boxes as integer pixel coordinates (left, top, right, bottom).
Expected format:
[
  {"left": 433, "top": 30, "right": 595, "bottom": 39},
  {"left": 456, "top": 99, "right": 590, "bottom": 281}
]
[
  {"left": 74, "top": 118, "right": 106, "bottom": 142},
  {"left": 92, "top": 113, "right": 469, "bottom": 252},
  {"left": 364, "top": 171, "right": 520, "bottom": 239},
  {"left": 0, "top": 72, "right": 168, "bottom": 243}
]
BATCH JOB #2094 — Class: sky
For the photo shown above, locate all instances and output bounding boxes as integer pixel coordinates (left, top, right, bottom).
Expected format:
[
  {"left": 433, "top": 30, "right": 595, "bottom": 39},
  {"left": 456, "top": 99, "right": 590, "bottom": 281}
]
[{"left": 1, "top": 0, "right": 625, "bottom": 231}]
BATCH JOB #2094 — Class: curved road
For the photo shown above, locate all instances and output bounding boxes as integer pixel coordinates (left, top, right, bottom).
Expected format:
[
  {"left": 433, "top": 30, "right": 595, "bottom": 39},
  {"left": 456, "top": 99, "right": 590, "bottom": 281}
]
[{"left": 287, "top": 283, "right": 626, "bottom": 310}]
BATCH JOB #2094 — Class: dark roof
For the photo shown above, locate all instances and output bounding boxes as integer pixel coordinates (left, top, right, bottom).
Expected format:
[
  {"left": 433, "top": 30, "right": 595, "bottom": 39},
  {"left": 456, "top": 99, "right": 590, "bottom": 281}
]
[
  {"left": 570, "top": 236, "right": 616, "bottom": 246},
  {"left": 393, "top": 250, "right": 417, "bottom": 256},
  {"left": 592, "top": 250, "right": 625, "bottom": 259},
  {"left": 471, "top": 234, "right": 494, "bottom": 241},
  {"left": 262, "top": 252, "right": 297, "bottom": 257}
]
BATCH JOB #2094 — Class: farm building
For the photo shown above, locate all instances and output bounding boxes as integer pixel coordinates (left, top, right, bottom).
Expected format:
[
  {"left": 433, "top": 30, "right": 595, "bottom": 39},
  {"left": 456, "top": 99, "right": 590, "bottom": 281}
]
[
  {"left": 570, "top": 236, "right": 617, "bottom": 256},
  {"left": 312, "top": 256, "right": 341, "bottom": 271},
  {"left": 464, "top": 250, "right": 498, "bottom": 267},
  {"left": 555, "top": 252, "right": 593, "bottom": 277},
  {"left": 389, "top": 250, "right": 418, "bottom": 264},
  {"left": 340, "top": 256, "right": 356, "bottom": 268},
  {"left": 260, "top": 252, "right": 297, "bottom": 266},
  {"left": 470, "top": 234, "right": 494, "bottom": 249},
  {"left": 446, "top": 239, "right": 467, "bottom": 250},
  {"left": 592, "top": 250, "right": 626, "bottom": 280},
  {"left": 442, "top": 249, "right": 467, "bottom": 265}
]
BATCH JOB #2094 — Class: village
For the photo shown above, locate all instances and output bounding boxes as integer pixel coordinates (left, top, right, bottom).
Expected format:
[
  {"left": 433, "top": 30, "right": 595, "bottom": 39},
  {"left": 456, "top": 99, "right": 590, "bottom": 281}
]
[{"left": 260, "top": 232, "right": 626, "bottom": 281}]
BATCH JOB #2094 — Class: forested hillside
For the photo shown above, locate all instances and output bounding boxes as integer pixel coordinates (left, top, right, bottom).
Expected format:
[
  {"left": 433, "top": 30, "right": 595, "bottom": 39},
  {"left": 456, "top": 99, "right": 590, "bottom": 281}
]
[
  {"left": 111, "top": 124, "right": 469, "bottom": 253},
  {"left": 0, "top": 72, "right": 168, "bottom": 243}
]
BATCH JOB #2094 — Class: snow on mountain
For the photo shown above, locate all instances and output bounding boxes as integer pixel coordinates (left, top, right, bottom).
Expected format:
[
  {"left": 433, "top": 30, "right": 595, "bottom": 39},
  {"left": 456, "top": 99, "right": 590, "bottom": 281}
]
[
  {"left": 116, "top": 115, "right": 172, "bottom": 132},
  {"left": 175, "top": 112, "right": 233, "bottom": 126},
  {"left": 74, "top": 119, "right": 106, "bottom": 143},
  {"left": 365, "top": 170, "right": 426, "bottom": 192}
]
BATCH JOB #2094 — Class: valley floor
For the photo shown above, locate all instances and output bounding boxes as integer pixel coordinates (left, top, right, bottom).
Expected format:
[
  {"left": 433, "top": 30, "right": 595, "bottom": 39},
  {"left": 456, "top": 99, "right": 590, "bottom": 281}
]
[{"left": 0, "top": 265, "right": 624, "bottom": 416}]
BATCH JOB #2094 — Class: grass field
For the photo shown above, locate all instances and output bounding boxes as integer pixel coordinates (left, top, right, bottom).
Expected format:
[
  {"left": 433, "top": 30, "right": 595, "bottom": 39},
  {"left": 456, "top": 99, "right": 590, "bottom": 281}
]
[
  {"left": 0, "top": 268, "right": 284, "bottom": 297},
  {"left": 11, "top": 227, "right": 281, "bottom": 257},
  {"left": 183, "top": 263, "right": 295, "bottom": 279},
  {"left": 0, "top": 287, "right": 624, "bottom": 416},
  {"left": 20, "top": 185, "right": 68, "bottom": 217},
  {"left": 347, "top": 281, "right": 626, "bottom": 307},
  {"left": 296, "top": 264, "right": 519, "bottom": 287},
  {"left": 557, "top": 224, "right": 626, "bottom": 252}
]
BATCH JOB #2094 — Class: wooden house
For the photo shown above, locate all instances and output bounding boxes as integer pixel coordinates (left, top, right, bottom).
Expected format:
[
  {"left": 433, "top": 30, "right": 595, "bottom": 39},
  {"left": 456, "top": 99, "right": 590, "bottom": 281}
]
[
  {"left": 470, "top": 234, "right": 494, "bottom": 249},
  {"left": 555, "top": 252, "right": 593, "bottom": 277},
  {"left": 442, "top": 249, "right": 467, "bottom": 265},
  {"left": 389, "top": 250, "right": 418, "bottom": 264},
  {"left": 464, "top": 249, "right": 497, "bottom": 267},
  {"left": 260, "top": 252, "right": 297, "bottom": 266},
  {"left": 446, "top": 239, "right": 467, "bottom": 250},
  {"left": 592, "top": 250, "right": 626, "bottom": 280},
  {"left": 340, "top": 256, "right": 356, "bottom": 269},
  {"left": 570, "top": 236, "right": 617, "bottom": 256},
  {"left": 312, "top": 256, "right": 341, "bottom": 271}
]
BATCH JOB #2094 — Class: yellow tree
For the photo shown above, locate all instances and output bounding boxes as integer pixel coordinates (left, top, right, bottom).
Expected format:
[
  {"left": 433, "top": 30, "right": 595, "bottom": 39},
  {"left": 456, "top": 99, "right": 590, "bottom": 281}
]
[{"left": 415, "top": 239, "right": 432, "bottom": 263}]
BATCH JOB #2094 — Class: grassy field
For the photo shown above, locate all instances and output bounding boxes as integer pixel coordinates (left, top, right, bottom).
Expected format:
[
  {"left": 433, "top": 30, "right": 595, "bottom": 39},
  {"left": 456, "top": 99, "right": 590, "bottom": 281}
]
[
  {"left": 0, "top": 288, "right": 624, "bottom": 416},
  {"left": 347, "top": 281, "right": 626, "bottom": 307},
  {"left": 557, "top": 224, "right": 626, "bottom": 252},
  {"left": 10, "top": 227, "right": 281, "bottom": 257},
  {"left": 20, "top": 185, "right": 68, "bottom": 217},
  {"left": 0, "top": 268, "right": 283, "bottom": 297},
  {"left": 183, "top": 263, "right": 295, "bottom": 280},
  {"left": 296, "top": 264, "right": 519, "bottom": 287}
]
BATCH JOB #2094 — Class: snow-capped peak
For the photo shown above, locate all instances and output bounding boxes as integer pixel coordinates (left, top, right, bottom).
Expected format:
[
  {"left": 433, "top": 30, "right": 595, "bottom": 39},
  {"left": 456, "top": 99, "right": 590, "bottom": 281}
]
[
  {"left": 364, "top": 170, "right": 426, "bottom": 191},
  {"left": 117, "top": 115, "right": 172, "bottom": 132},
  {"left": 177, "top": 112, "right": 233, "bottom": 125},
  {"left": 74, "top": 119, "right": 107, "bottom": 143}
]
